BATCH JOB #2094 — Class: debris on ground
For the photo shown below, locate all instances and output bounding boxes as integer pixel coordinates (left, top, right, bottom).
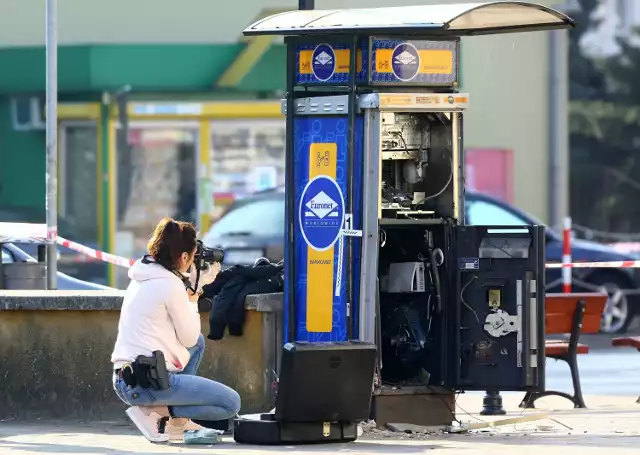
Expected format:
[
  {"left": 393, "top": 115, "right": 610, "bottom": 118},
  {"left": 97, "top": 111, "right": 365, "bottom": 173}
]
[
  {"left": 358, "top": 420, "right": 445, "bottom": 440},
  {"left": 386, "top": 422, "right": 444, "bottom": 435},
  {"left": 447, "top": 413, "right": 549, "bottom": 433}
]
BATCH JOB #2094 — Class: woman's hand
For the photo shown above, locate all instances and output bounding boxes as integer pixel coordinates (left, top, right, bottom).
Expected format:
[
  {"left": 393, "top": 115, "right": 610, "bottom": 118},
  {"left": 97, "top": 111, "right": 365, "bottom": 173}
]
[{"left": 189, "top": 262, "right": 221, "bottom": 291}]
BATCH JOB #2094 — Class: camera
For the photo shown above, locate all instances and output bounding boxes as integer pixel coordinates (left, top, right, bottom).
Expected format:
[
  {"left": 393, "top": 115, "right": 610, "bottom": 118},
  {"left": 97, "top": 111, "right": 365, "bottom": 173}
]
[{"left": 194, "top": 240, "right": 224, "bottom": 271}]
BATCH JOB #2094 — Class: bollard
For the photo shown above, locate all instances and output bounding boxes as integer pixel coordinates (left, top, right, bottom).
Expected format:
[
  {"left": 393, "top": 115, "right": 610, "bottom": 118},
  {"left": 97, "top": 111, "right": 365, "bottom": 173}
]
[
  {"left": 562, "top": 217, "right": 572, "bottom": 293},
  {"left": 38, "top": 244, "right": 46, "bottom": 263},
  {"left": 480, "top": 390, "right": 506, "bottom": 416}
]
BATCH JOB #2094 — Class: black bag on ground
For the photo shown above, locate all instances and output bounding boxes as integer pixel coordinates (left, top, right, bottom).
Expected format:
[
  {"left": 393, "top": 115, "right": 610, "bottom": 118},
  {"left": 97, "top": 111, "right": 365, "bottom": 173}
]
[{"left": 233, "top": 342, "right": 377, "bottom": 445}]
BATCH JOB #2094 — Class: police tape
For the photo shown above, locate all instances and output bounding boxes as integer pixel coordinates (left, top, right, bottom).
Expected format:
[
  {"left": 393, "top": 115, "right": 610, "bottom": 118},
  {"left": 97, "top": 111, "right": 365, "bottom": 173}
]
[
  {"left": 53, "top": 239, "right": 640, "bottom": 270},
  {"left": 56, "top": 237, "right": 136, "bottom": 268},
  {"left": 3, "top": 222, "right": 640, "bottom": 270},
  {"left": 0, "top": 222, "right": 136, "bottom": 268},
  {"left": 545, "top": 260, "right": 640, "bottom": 269},
  {"left": 52, "top": 241, "right": 640, "bottom": 270}
]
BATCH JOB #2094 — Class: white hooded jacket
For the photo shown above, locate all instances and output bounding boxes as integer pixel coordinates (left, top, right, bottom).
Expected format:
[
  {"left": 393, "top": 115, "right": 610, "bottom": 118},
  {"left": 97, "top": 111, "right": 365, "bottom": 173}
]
[{"left": 111, "top": 259, "right": 201, "bottom": 372}]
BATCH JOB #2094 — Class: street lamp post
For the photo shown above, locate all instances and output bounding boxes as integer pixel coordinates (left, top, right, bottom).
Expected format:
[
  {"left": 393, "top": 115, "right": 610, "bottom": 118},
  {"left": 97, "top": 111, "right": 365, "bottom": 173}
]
[{"left": 45, "top": 0, "right": 58, "bottom": 290}]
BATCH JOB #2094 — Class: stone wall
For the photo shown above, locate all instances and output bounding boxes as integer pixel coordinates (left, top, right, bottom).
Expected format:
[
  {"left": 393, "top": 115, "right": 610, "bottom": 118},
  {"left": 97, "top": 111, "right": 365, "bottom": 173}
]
[{"left": 0, "top": 291, "right": 283, "bottom": 420}]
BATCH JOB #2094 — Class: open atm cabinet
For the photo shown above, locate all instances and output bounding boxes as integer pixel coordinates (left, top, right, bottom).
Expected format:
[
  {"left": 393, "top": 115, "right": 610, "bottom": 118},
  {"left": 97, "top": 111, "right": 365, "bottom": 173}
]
[
  {"left": 359, "top": 95, "right": 547, "bottom": 425},
  {"left": 245, "top": 1, "right": 575, "bottom": 428},
  {"left": 359, "top": 93, "right": 466, "bottom": 390}
]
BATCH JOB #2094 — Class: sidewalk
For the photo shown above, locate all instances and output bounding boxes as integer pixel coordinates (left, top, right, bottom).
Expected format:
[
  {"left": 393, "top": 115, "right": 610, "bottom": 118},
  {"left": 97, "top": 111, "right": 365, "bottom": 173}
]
[{"left": 1, "top": 394, "right": 638, "bottom": 454}]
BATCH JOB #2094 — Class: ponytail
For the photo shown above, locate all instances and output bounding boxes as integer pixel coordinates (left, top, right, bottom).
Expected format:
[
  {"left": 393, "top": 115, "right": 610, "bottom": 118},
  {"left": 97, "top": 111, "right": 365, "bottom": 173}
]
[{"left": 147, "top": 217, "right": 197, "bottom": 270}]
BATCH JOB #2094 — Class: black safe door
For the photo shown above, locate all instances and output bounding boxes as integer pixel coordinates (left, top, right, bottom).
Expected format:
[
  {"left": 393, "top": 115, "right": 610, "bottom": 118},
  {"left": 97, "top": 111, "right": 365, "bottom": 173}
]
[{"left": 451, "top": 225, "right": 546, "bottom": 392}]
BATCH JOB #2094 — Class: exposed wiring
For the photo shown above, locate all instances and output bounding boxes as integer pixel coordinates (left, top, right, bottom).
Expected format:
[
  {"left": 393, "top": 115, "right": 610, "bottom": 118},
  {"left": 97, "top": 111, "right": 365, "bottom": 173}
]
[
  {"left": 443, "top": 392, "right": 463, "bottom": 425},
  {"left": 461, "top": 274, "right": 508, "bottom": 351},
  {"left": 460, "top": 275, "right": 481, "bottom": 324},
  {"left": 424, "top": 153, "right": 453, "bottom": 202},
  {"left": 455, "top": 395, "right": 487, "bottom": 424},
  {"left": 395, "top": 131, "right": 420, "bottom": 162}
]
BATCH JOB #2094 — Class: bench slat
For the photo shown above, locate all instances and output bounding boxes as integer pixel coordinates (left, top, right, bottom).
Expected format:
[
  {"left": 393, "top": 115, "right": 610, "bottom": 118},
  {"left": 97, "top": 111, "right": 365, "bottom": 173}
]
[
  {"left": 545, "top": 293, "right": 608, "bottom": 335},
  {"left": 545, "top": 343, "right": 589, "bottom": 356},
  {"left": 612, "top": 336, "right": 640, "bottom": 350}
]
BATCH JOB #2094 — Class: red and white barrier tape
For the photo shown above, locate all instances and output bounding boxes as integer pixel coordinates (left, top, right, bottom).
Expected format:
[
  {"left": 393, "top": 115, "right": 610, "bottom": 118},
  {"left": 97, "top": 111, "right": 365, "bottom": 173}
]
[
  {"left": 562, "top": 217, "right": 572, "bottom": 293},
  {"left": 0, "top": 222, "right": 136, "bottom": 268},
  {"left": 57, "top": 236, "right": 135, "bottom": 268},
  {"left": 545, "top": 260, "right": 640, "bottom": 269},
  {"left": 51, "top": 237, "right": 640, "bottom": 271},
  {"left": 4, "top": 222, "right": 640, "bottom": 271}
]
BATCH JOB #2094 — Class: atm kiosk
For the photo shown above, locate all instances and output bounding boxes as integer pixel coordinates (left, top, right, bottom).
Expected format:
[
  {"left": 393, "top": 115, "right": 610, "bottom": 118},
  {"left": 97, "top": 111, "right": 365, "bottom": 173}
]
[{"left": 233, "top": 2, "right": 575, "bottom": 445}]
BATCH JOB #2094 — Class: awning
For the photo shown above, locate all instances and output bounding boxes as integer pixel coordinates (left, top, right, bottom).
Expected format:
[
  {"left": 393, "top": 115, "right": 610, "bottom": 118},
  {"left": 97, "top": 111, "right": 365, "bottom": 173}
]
[{"left": 243, "top": 2, "right": 574, "bottom": 37}]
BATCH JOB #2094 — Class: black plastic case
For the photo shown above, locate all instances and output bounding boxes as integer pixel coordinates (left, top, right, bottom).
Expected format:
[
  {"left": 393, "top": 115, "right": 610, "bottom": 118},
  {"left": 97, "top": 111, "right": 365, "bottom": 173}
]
[{"left": 233, "top": 414, "right": 358, "bottom": 445}]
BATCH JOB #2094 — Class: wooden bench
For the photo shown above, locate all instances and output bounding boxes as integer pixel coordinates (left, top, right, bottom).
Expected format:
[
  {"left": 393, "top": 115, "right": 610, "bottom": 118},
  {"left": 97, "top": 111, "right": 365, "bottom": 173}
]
[
  {"left": 611, "top": 336, "right": 640, "bottom": 403},
  {"left": 520, "top": 292, "right": 608, "bottom": 409}
]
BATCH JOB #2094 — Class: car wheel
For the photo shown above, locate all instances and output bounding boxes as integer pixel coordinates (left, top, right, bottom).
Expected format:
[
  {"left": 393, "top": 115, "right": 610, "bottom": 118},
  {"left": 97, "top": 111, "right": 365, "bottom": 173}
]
[{"left": 590, "top": 273, "right": 634, "bottom": 334}]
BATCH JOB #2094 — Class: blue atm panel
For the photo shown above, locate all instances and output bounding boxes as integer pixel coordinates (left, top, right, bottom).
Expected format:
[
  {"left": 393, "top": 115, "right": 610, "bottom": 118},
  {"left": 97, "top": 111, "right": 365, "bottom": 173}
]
[{"left": 284, "top": 115, "right": 364, "bottom": 342}]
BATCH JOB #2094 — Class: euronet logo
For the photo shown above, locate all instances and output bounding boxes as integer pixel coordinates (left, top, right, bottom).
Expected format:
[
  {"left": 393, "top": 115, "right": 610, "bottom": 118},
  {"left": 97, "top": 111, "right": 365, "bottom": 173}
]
[
  {"left": 314, "top": 51, "right": 333, "bottom": 66},
  {"left": 305, "top": 191, "right": 339, "bottom": 219},
  {"left": 394, "top": 50, "right": 417, "bottom": 65}
]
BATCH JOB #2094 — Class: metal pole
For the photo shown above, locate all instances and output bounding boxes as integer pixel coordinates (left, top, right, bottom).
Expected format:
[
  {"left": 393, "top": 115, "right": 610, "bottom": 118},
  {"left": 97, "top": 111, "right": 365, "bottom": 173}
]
[
  {"left": 45, "top": 0, "right": 58, "bottom": 289},
  {"left": 547, "top": 28, "right": 569, "bottom": 229},
  {"left": 345, "top": 36, "right": 358, "bottom": 339}
]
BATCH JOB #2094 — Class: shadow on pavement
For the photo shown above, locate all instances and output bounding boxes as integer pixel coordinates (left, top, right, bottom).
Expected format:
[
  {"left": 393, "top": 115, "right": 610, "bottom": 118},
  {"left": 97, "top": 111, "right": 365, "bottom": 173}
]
[
  {"left": 0, "top": 441, "right": 170, "bottom": 455},
  {"left": 447, "top": 433, "right": 640, "bottom": 449},
  {"left": 0, "top": 439, "right": 442, "bottom": 454}
]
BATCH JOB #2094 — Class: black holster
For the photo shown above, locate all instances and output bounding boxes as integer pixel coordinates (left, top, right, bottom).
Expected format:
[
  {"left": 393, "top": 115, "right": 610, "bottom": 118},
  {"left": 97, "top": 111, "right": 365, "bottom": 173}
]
[{"left": 124, "top": 350, "right": 171, "bottom": 390}]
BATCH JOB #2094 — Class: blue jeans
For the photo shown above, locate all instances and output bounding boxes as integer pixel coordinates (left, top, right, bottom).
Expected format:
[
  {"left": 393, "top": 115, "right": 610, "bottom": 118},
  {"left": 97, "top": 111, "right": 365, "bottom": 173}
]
[{"left": 113, "top": 334, "right": 241, "bottom": 421}]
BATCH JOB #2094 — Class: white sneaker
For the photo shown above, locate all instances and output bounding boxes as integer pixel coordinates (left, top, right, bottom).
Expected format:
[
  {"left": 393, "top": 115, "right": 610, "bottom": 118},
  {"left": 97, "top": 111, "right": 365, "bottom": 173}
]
[{"left": 125, "top": 406, "right": 169, "bottom": 443}]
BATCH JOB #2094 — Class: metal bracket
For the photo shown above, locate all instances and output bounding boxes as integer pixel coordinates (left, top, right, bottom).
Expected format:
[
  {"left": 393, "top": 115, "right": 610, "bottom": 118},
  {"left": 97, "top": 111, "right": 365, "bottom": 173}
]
[{"left": 484, "top": 309, "right": 520, "bottom": 338}]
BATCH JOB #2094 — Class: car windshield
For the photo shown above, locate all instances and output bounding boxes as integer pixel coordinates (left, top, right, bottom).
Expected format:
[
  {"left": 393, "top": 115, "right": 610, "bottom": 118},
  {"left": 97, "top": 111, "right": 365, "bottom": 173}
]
[
  {"left": 466, "top": 199, "right": 531, "bottom": 226},
  {"left": 205, "top": 197, "right": 285, "bottom": 240},
  {"left": 2, "top": 248, "right": 12, "bottom": 263}
]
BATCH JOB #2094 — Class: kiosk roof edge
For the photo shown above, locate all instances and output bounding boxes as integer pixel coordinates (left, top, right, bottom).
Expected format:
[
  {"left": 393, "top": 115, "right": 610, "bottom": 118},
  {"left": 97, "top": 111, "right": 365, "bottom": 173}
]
[{"left": 242, "top": 1, "right": 575, "bottom": 37}]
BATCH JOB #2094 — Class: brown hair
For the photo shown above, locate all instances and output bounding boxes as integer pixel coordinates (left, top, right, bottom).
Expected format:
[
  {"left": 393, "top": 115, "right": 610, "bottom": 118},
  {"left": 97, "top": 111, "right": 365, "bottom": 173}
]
[{"left": 147, "top": 217, "right": 197, "bottom": 270}]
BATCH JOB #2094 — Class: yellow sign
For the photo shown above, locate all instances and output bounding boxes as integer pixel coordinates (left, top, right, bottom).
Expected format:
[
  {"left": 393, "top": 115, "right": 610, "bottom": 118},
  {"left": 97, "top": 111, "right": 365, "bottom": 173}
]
[
  {"left": 299, "top": 49, "right": 363, "bottom": 75},
  {"left": 306, "top": 143, "right": 337, "bottom": 333},
  {"left": 375, "top": 49, "right": 454, "bottom": 75}
]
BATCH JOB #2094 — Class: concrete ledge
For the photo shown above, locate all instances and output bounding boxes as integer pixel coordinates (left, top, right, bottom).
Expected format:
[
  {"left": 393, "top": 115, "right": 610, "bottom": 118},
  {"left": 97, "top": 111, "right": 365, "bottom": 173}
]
[
  {"left": 0, "top": 290, "right": 126, "bottom": 310},
  {"left": 0, "top": 291, "right": 284, "bottom": 420},
  {"left": 245, "top": 292, "right": 283, "bottom": 312},
  {"left": 0, "top": 290, "right": 283, "bottom": 312}
]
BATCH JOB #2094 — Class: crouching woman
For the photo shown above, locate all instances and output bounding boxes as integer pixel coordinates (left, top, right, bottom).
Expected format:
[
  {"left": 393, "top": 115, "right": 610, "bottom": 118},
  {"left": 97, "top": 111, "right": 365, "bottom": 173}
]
[{"left": 110, "top": 217, "right": 240, "bottom": 443}]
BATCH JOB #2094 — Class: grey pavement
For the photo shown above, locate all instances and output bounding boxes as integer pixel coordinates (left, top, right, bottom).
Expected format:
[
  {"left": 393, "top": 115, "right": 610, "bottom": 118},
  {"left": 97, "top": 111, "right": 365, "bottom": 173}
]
[{"left": 1, "top": 349, "right": 639, "bottom": 454}]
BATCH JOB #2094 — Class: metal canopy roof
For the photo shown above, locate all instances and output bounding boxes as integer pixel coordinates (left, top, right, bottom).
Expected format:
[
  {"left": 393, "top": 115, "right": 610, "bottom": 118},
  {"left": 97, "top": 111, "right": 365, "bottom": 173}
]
[{"left": 242, "top": 2, "right": 574, "bottom": 37}]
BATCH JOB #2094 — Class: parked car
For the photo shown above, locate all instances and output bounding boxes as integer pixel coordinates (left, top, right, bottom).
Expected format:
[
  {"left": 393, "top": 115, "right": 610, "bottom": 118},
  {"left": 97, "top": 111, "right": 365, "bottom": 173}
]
[
  {"left": 0, "top": 206, "right": 108, "bottom": 285},
  {"left": 1, "top": 242, "right": 113, "bottom": 291},
  {"left": 203, "top": 189, "right": 640, "bottom": 334},
  {"left": 202, "top": 187, "right": 285, "bottom": 267}
]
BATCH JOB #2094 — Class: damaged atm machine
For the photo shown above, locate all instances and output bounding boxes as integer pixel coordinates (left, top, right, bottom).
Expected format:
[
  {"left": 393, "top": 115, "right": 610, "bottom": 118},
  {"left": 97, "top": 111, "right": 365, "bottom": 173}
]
[{"left": 233, "top": 1, "right": 575, "bottom": 445}]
